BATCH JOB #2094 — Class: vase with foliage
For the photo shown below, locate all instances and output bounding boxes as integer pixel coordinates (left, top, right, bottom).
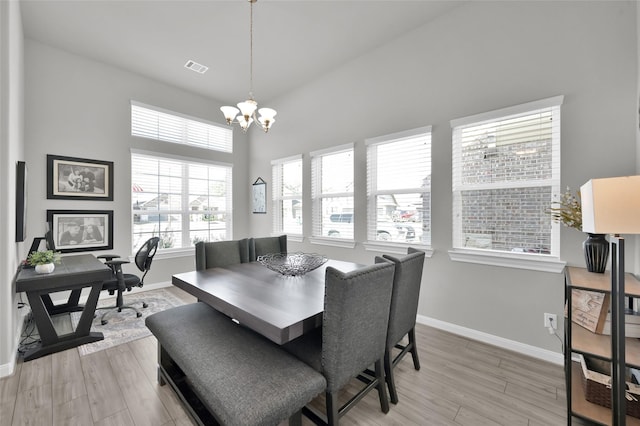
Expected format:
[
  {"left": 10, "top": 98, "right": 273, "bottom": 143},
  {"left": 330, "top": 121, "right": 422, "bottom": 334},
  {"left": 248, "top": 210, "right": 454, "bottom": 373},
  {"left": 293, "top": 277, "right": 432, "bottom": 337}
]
[
  {"left": 27, "top": 250, "right": 61, "bottom": 274},
  {"left": 548, "top": 187, "right": 608, "bottom": 273}
]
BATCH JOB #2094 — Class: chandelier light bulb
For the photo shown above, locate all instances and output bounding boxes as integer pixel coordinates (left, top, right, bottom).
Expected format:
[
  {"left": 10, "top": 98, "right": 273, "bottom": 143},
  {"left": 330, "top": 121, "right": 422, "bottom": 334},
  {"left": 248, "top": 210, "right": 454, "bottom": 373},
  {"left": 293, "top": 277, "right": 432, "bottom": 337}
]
[
  {"left": 258, "top": 108, "right": 277, "bottom": 132},
  {"left": 220, "top": 106, "right": 239, "bottom": 125},
  {"left": 237, "top": 99, "right": 258, "bottom": 119}
]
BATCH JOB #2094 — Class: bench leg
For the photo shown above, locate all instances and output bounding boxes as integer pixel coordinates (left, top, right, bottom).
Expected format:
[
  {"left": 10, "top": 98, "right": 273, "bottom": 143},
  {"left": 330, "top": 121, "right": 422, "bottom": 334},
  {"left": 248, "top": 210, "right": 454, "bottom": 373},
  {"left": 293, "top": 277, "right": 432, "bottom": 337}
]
[{"left": 157, "top": 343, "right": 166, "bottom": 385}]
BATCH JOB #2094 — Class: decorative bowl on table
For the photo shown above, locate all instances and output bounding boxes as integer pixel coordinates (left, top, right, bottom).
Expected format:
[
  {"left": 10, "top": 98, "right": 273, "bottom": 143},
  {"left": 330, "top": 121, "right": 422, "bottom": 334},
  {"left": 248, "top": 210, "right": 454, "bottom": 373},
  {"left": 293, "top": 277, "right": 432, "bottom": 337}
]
[{"left": 257, "top": 252, "right": 328, "bottom": 276}]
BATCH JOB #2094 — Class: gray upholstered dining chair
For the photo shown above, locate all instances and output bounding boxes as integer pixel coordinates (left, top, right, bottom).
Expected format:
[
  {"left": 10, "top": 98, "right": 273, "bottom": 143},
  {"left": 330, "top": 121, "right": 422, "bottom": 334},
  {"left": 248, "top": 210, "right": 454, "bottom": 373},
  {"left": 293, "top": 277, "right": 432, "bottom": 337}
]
[
  {"left": 194, "top": 239, "right": 250, "bottom": 270},
  {"left": 376, "top": 247, "right": 425, "bottom": 404},
  {"left": 284, "top": 261, "right": 396, "bottom": 425},
  {"left": 249, "top": 235, "right": 287, "bottom": 261}
]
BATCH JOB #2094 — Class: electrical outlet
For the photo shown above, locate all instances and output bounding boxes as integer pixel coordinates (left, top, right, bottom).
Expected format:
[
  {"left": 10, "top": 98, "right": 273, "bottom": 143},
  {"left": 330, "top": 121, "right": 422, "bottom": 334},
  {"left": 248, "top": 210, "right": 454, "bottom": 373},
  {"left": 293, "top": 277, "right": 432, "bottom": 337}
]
[{"left": 544, "top": 313, "right": 557, "bottom": 329}]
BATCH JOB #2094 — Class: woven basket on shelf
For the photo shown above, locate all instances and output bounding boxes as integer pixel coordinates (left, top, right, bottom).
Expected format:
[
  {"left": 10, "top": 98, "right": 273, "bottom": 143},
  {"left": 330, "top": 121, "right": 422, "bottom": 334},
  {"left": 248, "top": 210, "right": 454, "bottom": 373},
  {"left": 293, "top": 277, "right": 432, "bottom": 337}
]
[{"left": 578, "top": 354, "right": 640, "bottom": 418}]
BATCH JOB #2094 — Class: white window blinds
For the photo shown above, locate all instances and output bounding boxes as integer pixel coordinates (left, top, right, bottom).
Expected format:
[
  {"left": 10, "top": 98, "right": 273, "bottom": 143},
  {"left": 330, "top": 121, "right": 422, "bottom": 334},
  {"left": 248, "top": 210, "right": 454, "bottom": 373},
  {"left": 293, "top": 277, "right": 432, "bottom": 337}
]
[
  {"left": 272, "top": 155, "right": 303, "bottom": 236},
  {"left": 131, "top": 101, "right": 233, "bottom": 153},
  {"left": 451, "top": 96, "right": 562, "bottom": 255},
  {"left": 311, "top": 145, "right": 354, "bottom": 240},
  {"left": 366, "top": 126, "right": 432, "bottom": 246}
]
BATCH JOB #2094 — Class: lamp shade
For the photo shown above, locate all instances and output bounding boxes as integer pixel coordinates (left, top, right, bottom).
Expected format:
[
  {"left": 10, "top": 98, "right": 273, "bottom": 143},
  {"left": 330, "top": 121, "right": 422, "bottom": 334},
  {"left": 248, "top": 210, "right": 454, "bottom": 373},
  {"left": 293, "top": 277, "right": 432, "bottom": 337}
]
[{"left": 580, "top": 175, "right": 640, "bottom": 235}]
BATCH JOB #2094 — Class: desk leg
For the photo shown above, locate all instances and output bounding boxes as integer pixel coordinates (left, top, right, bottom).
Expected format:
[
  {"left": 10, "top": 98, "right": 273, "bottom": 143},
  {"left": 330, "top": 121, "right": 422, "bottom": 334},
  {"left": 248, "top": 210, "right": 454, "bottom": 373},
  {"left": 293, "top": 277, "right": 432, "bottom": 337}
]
[
  {"left": 22, "top": 282, "right": 104, "bottom": 361},
  {"left": 42, "top": 289, "right": 84, "bottom": 315}
]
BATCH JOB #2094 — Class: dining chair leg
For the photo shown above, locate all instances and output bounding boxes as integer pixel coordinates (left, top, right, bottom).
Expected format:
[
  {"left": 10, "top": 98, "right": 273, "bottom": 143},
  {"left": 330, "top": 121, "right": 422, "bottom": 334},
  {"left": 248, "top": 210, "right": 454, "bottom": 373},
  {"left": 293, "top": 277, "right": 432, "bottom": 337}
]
[
  {"left": 383, "top": 350, "right": 399, "bottom": 404},
  {"left": 408, "top": 328, "right": 421, "bottom": 370},
  {"left": 326, "top": 391, "right": 339, "bottom": 426},
  {"left": 288, "top": 409, "right": 302, "bottom": 426},
  {"left": 374, "top": 358, "right": 390, "bottom": 413}
]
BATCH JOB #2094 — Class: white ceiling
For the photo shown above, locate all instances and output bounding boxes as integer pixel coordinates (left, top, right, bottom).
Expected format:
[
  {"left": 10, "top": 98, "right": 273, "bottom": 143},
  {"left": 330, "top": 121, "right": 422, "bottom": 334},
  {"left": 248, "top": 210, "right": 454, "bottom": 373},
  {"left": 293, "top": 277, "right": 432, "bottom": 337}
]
[{"left": 20, "top": 0, "right": 463, "bottom": 104}]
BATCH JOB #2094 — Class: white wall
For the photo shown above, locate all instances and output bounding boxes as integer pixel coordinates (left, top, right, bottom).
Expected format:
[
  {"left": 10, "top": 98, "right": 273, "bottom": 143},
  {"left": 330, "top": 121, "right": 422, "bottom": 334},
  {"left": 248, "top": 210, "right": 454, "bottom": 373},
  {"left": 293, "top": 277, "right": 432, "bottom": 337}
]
[
  {"left": 0, "top": 0, "right": 25, "bottom": 377},
  {"left": 249, "top": 1, "right": 638, "bottom": 355},
  {"left": 0, "top": 39, "right": 252, "bottom": 376}
]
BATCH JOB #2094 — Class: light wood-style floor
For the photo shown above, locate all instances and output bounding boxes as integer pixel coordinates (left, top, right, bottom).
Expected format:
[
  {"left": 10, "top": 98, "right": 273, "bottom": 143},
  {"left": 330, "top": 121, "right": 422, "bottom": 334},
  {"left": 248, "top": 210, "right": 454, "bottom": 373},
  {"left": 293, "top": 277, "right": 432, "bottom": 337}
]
[{"left": 1, "top": 286, "right": 584, "bottom": 426}]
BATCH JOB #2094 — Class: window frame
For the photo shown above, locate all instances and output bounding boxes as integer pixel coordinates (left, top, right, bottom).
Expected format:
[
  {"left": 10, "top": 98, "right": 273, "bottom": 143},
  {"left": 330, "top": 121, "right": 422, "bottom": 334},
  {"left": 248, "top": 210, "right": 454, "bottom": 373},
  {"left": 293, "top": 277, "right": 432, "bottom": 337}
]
[
  {"left": 363, "top": 126, "right": 433, "bottom": 255},
  {"left": 449, "top": 96, "right": 566, "bottom": 273},
  {"left": 131, "top": 149, "right": 233, "bottom": 255},
  {"left": 309, "top": 144, "right": 355, "bottom": 248},
  {"left": 271, "top": 154, "right": 303, "bottom": 241}
]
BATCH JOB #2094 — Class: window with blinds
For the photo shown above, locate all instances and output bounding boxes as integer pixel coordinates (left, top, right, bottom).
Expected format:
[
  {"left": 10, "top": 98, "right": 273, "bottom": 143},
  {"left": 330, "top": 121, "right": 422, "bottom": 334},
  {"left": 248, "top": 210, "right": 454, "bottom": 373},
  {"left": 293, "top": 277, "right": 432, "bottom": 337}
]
[
  {"left": 451, "top": 96, "right": 563, "bottom": 256},
  {"left": 131, "top": 101, "right": 233, "bottom": 153},
  {"left": 311, "top": 145, "right": 354, "bottom": 240},
  {"left": 131, "top": 152, "right": 232, "bottom": 252},
  {"left": 272, "top": 155, "right": 303, "bottom": 236},
  {"left": 366, "top": 126, "right": 432, "bottom": 246}
]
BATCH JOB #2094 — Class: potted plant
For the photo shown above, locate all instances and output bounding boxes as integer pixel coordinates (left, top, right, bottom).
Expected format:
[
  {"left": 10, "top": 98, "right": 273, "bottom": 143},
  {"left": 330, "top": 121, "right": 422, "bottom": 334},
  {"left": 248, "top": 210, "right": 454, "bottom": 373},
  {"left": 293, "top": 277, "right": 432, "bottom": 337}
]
[
  {"left": 27, "top": 250, "right": 62, "bottom": 274},
  {"left": 548, "top": 187, "right": 608, "bottom": 273}
]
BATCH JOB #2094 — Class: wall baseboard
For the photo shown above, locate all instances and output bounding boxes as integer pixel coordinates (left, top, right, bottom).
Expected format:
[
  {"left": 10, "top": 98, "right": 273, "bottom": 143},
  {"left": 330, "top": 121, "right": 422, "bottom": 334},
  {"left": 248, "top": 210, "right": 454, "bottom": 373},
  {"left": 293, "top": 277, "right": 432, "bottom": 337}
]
[
  {"left": 416, "top": 314, "right": 564, "bottom": 365},
  {"left": 0, "top": 306, "right": 32, "bottom": 378}
]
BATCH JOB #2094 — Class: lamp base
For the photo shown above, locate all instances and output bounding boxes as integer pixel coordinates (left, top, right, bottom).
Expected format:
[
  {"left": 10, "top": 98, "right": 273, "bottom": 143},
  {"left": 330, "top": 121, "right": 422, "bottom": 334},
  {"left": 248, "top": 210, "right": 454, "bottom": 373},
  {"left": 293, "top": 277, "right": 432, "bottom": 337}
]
[{"left": 583, "top": 233, "right": 609, "bottom": 273}]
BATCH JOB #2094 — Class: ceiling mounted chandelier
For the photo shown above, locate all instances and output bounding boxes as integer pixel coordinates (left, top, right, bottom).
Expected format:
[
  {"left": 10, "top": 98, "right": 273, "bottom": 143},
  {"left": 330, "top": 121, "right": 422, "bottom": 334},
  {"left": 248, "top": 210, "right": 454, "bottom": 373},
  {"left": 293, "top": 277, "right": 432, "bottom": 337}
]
[{"left": 220, "top": 0, "right": 276, "bottom": 133}]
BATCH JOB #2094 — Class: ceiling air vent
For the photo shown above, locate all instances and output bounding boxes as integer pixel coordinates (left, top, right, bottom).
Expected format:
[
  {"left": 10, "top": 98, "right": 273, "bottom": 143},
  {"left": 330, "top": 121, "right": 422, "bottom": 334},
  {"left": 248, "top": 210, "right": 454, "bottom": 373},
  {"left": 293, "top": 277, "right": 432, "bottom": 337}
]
[{"left": 184, "top": 60, "right": 208, "bottom": 74}]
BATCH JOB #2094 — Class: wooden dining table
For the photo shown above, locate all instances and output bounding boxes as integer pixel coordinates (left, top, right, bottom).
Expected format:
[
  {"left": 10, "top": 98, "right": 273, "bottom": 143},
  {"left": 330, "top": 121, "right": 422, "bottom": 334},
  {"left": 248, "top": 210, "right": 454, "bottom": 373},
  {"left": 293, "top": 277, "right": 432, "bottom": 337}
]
[{"left": 172, "top": 259, "right": 362, "bottom": 344}]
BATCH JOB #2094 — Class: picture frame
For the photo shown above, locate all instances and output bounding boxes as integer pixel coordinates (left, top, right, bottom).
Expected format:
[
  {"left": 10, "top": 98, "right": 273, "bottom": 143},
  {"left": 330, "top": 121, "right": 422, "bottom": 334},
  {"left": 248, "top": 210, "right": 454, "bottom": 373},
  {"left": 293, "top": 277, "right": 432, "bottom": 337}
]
[
  {"left": 15, "top": 161, "right": 27, "bottom": 242},
  {"left": 47, "top": 210, "right": 113, "bottom": 253},
  {"left": 252, "top": 177, "right": 267, "bottom": 214},
  {"left": 47, "top": 154, "right": 114, "bottom": 200},
  {"left": 567, "top": 288, "right": 610, "bottom": 334}
]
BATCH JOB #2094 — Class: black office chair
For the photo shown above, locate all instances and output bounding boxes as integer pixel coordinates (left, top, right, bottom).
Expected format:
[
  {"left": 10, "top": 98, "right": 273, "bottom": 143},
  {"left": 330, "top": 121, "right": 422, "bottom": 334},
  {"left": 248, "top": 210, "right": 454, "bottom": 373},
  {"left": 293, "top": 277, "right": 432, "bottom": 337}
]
[{"left": 96, "top": 237, "right": 160, "bottom": 325}]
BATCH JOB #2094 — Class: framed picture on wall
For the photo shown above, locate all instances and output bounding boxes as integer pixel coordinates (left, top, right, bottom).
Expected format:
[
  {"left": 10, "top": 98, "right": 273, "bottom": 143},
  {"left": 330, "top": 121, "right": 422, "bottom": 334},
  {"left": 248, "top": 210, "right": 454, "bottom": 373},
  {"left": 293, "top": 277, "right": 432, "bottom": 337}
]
[
  {"left": 47, "top": 210, "right": 113, "bottom": 253},
  {"left": 47, "top": 154, "right": 114, "bottom": 200},
  {"left": 252, "top": 177, "right": 267, "bottom": 214}
]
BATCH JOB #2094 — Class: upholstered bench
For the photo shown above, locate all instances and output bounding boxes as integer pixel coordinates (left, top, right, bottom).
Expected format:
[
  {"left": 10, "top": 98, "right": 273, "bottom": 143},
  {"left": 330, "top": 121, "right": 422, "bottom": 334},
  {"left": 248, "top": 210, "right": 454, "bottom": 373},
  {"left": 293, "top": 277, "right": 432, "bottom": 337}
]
[{"left": 146, "top": 302, "right": 326, "bottom": 426}]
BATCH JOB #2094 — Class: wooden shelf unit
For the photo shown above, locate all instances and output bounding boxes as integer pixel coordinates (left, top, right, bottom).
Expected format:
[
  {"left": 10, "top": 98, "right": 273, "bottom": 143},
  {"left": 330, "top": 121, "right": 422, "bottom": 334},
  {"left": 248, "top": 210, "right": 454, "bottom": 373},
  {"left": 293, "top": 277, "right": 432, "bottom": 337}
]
[{"left": 565, "top": 266, "right": 640, "bottom": 426}]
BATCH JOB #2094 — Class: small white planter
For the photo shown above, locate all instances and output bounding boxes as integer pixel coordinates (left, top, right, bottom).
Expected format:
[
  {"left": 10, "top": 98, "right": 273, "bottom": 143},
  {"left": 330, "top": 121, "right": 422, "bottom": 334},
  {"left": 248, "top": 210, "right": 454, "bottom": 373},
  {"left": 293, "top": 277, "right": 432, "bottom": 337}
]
[{"left": 35, "top": 263, "right": 55, "bottom": 274}]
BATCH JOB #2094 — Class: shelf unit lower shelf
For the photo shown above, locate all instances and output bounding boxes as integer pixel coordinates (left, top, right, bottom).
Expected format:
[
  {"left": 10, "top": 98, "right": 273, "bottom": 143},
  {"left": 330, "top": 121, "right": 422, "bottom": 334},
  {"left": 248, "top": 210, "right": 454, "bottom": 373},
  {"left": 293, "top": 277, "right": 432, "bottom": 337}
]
[{"left": 570, "top": 362, "right": 640, "bottom": 426}]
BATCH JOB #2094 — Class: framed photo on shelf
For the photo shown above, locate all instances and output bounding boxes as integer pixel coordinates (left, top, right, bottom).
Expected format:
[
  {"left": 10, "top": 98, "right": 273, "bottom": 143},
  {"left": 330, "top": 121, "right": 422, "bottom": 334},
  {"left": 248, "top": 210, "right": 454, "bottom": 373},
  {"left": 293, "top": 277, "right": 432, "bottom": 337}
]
[
  {"left": 47, "top": 210, "right": 113, "bottom": 253},
  {"left": 47, "top": 154, "right": 114, "bottom": 200},
  {"left": 568, "top": 288, "right": 610, "bottom": 334},
  {"left": 252, "top": 177, "right": 267, "bottom": 214}
]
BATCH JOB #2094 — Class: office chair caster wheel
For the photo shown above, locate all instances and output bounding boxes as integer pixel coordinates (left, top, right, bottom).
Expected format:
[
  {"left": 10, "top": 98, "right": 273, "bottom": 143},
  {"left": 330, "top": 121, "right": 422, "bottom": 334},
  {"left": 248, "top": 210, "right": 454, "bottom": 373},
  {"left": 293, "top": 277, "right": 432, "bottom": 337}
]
[
  {"left": 101, "top": 319, "right": 108, "bottom": 325},
  {"left": 142, "top": 302, "right": 148, "bottom": 308},
  {"left": 137, "top": 312, "right": 142, "bottom": 318}
]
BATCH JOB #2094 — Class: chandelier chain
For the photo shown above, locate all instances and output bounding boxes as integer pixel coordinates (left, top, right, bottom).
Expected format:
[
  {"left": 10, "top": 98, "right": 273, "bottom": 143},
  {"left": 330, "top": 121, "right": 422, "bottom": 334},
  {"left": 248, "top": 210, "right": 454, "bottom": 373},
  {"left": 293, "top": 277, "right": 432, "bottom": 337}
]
[
  {"left": 249, "top": 0, "right": 254, "bottom": 99},
  {"left": 219, "top": 0, "right": 276, "bottom": 132}
]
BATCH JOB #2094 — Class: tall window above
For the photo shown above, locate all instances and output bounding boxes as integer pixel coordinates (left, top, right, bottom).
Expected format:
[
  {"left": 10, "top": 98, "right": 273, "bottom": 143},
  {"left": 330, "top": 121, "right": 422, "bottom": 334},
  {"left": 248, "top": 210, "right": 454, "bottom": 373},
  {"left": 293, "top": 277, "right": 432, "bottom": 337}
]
[
  {"left": 311, "top": 145, "right": 354, "bottom": 240},
  {"left": 131, "top": 101, "right": 233, "bottom": 153},
  {"left": 451, "top": 96, "right": 563, "bottom": 258},
  {"left": 272, "top": 155, "right": 303, "bottom": 236},
  {"left": 131, "top": 152, "right": 232, "bottom": 252},
  {"left": 366, "top": 126, "right": 432, "bottom": 246}
]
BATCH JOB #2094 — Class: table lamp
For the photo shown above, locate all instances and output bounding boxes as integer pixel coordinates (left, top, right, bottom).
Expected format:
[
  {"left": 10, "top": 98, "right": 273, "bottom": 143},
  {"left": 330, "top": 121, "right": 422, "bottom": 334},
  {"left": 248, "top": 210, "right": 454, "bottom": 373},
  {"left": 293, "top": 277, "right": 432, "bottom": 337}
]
[{"left": 581, "top": 175, "right": 640, "bottom": 424}]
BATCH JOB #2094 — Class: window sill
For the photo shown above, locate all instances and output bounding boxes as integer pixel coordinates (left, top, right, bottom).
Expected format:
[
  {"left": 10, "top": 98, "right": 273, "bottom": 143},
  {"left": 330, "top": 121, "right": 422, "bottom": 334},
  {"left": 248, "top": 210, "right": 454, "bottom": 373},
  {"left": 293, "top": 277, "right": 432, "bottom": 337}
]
[
  {"left": 363, "top": 241, "right": 433, "bottom": 257},
  {"left": 448, "top": 248, "right": 566, "bottom": 273},
  {"left": 309, "top": 237, "right": 356, "bottom": 249},
  {"left": 130, "top": 247, "right": 195, "bottom": 262}
]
